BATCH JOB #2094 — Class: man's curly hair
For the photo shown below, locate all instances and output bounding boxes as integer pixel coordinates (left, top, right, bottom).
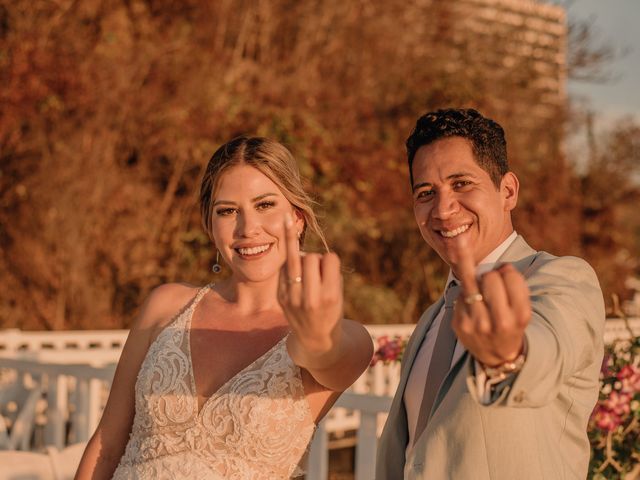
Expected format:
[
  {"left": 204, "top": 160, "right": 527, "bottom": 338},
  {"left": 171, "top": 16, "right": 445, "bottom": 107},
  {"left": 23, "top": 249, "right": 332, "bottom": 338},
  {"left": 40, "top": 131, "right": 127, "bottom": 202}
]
[{"left": 406, "top": 108, "right": 508, "bottom": 189}]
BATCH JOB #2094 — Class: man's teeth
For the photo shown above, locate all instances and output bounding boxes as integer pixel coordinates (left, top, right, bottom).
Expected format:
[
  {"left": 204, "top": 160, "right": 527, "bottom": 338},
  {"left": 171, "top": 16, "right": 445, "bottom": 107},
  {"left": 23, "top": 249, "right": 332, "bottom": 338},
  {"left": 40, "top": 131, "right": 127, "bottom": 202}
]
[
  {"left": 237, "top": 244, "right": 270, "bottom": 255},
  {"left": 440, "top": 224, "right": 470, "bottom": 238}
]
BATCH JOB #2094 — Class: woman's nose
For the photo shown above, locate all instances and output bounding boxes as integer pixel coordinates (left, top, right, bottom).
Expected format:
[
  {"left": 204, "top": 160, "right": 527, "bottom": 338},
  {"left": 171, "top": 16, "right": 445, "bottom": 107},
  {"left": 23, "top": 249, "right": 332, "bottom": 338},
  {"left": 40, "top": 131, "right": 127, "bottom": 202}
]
[{"left": 235, "top": 211, "right": 261, "bottom": 237}]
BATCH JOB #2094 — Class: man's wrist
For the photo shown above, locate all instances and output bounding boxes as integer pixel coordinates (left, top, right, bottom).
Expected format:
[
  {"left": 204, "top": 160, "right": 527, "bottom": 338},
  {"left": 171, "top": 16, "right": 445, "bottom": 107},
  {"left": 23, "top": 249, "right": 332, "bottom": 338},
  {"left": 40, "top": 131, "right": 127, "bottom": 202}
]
[{"left": 479, "top": 339, "right": 528, "bottom": 382}]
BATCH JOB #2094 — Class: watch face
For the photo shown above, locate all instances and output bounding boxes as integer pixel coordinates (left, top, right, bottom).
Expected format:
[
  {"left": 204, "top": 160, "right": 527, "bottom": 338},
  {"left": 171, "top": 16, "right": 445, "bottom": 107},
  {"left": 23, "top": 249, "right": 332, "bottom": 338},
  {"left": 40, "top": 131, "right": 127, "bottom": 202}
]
[{"left": 485, "top": 354, "right": 525, "bottom": 379}]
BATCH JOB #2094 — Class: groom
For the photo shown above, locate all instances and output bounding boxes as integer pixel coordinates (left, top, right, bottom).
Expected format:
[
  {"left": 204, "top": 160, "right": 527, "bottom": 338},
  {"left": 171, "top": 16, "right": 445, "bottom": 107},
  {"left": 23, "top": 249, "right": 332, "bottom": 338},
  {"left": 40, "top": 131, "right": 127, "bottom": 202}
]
[{"left": 376, "top": 109, "right": 605, "bottom": 479}]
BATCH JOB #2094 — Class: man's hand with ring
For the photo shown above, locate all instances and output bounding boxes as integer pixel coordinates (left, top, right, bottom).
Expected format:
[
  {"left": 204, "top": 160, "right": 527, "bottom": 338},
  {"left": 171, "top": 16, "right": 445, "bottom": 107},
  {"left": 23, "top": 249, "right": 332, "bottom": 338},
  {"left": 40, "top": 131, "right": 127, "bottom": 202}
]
[{"left": 450, "top": 234, "right": 531, "bottom": 367}]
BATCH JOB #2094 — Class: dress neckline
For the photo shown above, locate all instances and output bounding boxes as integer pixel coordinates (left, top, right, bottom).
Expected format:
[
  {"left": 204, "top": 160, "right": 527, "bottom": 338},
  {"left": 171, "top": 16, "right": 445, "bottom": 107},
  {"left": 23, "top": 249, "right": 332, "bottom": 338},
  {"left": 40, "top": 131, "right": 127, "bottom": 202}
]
[{"left": 185, "top": 283, "right": 290, "bottom": 417}]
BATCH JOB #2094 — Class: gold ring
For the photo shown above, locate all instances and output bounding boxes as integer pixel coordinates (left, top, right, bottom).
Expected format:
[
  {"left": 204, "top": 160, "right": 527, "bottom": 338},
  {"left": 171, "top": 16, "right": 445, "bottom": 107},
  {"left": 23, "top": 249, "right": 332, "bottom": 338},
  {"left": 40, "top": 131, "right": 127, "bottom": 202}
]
[
  {"left": 287, "top": 276, "right": 302, "bottom": 284},
  {"left": 463, "top": 293, "right": 484, "bottom": 305}
]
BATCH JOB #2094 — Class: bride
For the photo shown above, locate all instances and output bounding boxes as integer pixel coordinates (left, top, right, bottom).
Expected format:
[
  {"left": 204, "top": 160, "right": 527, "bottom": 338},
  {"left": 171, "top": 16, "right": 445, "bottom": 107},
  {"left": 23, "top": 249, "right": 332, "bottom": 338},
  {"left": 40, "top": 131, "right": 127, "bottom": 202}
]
[{"left": 75, "top": 136, "right": 374, "bottom": 479}]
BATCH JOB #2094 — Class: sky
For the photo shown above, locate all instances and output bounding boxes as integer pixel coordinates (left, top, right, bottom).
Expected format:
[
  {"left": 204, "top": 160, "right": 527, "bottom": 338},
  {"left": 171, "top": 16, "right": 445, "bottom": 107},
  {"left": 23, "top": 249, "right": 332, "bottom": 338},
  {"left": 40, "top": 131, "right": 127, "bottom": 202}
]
[{"left": 560, "top": 0, "right": 640, "bottom": 122}]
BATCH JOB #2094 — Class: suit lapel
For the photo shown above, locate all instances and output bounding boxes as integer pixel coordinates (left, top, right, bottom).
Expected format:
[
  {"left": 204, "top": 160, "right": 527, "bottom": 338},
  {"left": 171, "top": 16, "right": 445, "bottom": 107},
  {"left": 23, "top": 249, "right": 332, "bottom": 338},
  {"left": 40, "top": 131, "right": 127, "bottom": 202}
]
[
  {"left": 497, "top": 235, "right": 537, "bottom": 271},
  {"left": 381, "top": 299, "right": 443, "bottom": 454},
  {"left": 426, "top": 350, "right": 468, "bottom": 424},
  {"left": 418, "top": 236, "right": 537, "bottom": 434},
  {"left": 400, "top": 299, "right": 445, "bottom": 391}
]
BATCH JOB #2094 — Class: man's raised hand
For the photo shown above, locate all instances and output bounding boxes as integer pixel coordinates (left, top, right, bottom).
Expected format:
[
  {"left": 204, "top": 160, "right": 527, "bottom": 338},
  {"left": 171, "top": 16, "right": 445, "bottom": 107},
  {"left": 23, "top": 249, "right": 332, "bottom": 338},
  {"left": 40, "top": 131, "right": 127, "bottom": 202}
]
[{"left": 450, "top": 234, "right": 530, "bottom": 367}]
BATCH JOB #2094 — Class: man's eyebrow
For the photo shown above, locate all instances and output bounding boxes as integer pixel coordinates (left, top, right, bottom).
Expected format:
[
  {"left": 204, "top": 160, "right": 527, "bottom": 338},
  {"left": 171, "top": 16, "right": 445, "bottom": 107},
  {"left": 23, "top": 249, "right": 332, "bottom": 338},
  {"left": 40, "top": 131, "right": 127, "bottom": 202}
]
[
  {"left": 412, "top": 182, "right": 432, "bottom": 192},
  {"left": 412, "top": 172, "right": 478, "bottom": 192},
  {"left": 212, "top": 192, "right": 278, "bottom": 206},
  {"left": 447, "top": 172, "right": 476, "bottom": 179}
]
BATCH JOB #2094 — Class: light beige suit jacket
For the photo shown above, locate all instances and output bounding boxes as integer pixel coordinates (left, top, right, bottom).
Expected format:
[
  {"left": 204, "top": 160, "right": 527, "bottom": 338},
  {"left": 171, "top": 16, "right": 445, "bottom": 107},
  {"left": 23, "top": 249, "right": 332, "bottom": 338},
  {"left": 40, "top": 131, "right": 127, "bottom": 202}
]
[{"left": 376, "top": 236, "right": 605, "bottom": 480}]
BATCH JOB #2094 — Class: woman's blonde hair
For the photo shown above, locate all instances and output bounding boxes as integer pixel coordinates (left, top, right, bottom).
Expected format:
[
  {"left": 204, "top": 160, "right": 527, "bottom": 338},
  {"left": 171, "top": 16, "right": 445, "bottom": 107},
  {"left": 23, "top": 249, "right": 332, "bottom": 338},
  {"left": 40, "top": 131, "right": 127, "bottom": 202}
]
[{"left": 200, "top": 136, "right": 328, "bottom": 250}]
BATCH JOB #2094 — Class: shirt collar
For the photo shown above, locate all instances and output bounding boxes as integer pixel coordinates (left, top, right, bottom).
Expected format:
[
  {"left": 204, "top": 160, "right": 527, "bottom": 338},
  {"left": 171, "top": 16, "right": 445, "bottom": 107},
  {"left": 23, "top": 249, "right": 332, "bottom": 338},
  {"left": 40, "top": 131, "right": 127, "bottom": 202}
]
[{"left": 446, "top": 231, "right": 518, "bottom": 286}]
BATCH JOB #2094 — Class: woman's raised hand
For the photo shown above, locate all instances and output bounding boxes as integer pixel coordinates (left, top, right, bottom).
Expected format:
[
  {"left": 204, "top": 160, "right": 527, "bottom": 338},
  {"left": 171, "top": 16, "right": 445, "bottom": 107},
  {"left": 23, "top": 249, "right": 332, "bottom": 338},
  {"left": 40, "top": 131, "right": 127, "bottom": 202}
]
[{"left": 278, "top": 213, "right": 344, "bottom": 363}]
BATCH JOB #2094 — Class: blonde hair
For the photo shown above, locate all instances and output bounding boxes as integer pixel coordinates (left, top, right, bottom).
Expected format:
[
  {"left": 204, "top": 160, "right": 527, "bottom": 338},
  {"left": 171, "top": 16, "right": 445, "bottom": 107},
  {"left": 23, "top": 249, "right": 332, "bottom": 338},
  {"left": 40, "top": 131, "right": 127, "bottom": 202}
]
[{"left": 200, "top": 136, "right": 328, "bottom": 251}]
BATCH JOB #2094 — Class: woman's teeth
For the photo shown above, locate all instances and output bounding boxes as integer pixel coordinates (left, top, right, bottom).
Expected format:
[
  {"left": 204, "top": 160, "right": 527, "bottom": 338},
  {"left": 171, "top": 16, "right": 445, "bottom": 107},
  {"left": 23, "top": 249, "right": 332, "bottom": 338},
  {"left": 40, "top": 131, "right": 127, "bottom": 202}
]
[
  {"left": 237, "top": 244, "right": 270, "bottom": 256},
  {"left": 440, "top": 224, "right": 470, "bottom": 238}
]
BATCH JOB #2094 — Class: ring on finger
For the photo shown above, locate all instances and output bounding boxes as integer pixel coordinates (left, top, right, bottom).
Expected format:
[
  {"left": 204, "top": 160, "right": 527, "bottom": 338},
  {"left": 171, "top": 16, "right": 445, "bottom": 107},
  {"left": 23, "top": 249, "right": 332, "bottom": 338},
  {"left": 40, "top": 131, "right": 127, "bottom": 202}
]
[
  {"left": 463, "top": 292, "right": 484, "bottom": 305},
  {"left": 287, "top": 276, "right": 302, "bottom": 285}
]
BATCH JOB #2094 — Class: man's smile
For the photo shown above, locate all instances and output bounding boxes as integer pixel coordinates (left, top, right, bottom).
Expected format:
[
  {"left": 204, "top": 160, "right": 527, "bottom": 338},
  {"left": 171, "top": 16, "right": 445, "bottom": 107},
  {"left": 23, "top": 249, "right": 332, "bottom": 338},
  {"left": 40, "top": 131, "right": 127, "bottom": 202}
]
[{"left": 436, "top": 223, "right": 471, "bottom": 238}]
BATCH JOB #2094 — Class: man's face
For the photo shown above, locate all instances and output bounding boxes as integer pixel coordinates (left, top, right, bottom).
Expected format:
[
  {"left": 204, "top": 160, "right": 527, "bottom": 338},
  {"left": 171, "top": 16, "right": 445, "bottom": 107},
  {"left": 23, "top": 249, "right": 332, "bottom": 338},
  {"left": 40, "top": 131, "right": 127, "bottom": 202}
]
[{"left": 412, "top": 136, "right": 518, "bottom": 268}]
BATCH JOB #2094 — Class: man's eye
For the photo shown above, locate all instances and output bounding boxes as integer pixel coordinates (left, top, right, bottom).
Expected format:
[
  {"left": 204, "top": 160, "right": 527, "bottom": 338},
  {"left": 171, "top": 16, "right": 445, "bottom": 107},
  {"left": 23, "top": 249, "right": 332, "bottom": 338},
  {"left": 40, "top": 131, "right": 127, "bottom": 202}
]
[
  {"left": 256, "top": 201, "right": 276, "bottom": 210},
  {"left": 453, "top": 181, "right": 471, "bottom": 189},
  {"left": 216, "top": 208, "right": 236, "bottom": 216},
  {"left": 416, "top": 190, "right": 434, "bottom": 200}
]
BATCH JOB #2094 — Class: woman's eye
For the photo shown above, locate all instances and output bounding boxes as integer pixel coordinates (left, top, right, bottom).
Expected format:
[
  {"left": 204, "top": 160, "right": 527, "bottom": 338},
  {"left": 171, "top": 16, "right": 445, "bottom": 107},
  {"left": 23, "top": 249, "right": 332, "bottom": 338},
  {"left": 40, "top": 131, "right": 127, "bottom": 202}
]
[
  {"left": 256, "top": 201, "right": 276, "bottom": 211},
  {"left": 216, "top": 208, "right": 236, "bottom": 216}
]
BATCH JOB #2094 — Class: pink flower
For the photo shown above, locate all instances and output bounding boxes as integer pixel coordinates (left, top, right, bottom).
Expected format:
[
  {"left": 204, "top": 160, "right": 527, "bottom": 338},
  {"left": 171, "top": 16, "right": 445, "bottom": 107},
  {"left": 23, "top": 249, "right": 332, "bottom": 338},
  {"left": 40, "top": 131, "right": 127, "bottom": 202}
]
[
  {"left": 592, "top": 405, "right": 622, "bottom": 432},
  {"left": 370, "top": 335, "right": 407, "bottom": 366},
  {"left": 616, "top": 364, "right": 640, "bottom": 393},
  {"left": 603, "top": 390, "right": 632, "bottom": 416}
]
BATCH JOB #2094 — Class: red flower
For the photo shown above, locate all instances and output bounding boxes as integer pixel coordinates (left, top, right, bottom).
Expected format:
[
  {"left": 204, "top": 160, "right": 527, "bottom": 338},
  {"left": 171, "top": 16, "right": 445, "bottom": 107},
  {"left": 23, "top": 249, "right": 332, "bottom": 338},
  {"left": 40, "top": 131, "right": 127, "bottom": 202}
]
[
  {"left": 616, "top": 364, "right": 640, "bottom": 393},
  {"left": 592, "top": 405, "right": 623, "bottom": 432},
  {"left": 370, "top": 335, "right": 407, "bottom": 366},
  {"left": 603, "top": 390, "right": 632, "bottom": 416}
]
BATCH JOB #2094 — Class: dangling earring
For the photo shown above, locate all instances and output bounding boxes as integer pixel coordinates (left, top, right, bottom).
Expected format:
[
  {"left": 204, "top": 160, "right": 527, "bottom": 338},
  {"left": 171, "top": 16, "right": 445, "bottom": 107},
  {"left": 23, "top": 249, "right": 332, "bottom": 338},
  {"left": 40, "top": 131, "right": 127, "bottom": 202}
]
[
  {"left": 211, "top": 251, "right": 222, "bottom": 274},
  {"left": 297, "top": 230, "right": 305, "bottom": 252}
]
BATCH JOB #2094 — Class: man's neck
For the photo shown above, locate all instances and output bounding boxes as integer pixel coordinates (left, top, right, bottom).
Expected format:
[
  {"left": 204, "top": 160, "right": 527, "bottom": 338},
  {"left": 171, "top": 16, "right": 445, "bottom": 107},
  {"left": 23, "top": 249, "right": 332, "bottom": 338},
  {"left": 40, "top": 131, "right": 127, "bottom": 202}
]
[{"left": 449, "top": 231, "right": 518, "bottom": 284}]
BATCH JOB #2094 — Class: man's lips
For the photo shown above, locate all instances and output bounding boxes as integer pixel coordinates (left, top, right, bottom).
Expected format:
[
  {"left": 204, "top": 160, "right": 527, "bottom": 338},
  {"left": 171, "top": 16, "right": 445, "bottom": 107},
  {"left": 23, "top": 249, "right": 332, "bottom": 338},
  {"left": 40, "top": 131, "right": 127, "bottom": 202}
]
[{"left": 436, "top": 223, "right": 471, "bottom": 238}]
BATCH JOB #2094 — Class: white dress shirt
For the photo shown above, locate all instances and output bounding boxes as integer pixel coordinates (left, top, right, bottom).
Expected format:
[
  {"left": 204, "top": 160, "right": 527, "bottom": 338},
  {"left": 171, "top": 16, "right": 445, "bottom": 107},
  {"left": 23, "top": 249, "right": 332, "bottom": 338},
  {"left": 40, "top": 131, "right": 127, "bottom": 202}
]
[{"left": 404, "top": 231, "right": 518, "bottom": 458}]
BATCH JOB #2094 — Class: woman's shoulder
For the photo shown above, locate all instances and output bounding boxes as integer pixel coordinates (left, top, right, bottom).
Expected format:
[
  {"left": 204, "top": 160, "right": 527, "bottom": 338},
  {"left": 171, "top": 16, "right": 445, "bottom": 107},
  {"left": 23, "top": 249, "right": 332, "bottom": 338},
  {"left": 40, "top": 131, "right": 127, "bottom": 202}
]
[{"left": 134, "top": 282, "right": 206, "bottom": 332}]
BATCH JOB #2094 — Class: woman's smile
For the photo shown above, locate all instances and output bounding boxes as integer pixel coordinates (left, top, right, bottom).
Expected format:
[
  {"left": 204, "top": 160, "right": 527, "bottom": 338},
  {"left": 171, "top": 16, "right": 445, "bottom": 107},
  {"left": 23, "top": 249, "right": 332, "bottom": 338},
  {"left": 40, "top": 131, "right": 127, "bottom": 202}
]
[{"left": 233, "top": 242, "right": 274, "bottom": 260}]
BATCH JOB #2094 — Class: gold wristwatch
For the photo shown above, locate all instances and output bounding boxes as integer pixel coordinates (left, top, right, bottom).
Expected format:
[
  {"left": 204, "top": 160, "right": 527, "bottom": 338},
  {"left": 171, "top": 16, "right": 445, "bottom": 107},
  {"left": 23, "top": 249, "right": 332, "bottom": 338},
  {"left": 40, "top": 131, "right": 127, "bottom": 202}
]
[{"left": 482, "top": 353, "right": 526, "bottom": 382}]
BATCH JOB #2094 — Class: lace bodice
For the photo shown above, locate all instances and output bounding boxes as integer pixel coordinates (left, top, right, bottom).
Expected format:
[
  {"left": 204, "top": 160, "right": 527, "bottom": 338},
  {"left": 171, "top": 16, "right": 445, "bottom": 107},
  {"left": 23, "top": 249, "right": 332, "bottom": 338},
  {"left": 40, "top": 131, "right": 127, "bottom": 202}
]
[{"left": 112, "top": 285, "right": 315, "bottom": 479}]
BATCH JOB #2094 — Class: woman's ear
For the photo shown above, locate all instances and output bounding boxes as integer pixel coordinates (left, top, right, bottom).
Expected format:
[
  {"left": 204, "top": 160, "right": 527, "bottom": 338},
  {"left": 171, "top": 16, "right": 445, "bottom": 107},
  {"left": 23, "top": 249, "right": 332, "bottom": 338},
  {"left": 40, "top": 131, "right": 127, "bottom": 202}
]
[
  {"left": 501, "top": 172, "right": 519, "bottom": 212},
  {"left": 293, "top": 208, "right": 305, "bottom": 237}
]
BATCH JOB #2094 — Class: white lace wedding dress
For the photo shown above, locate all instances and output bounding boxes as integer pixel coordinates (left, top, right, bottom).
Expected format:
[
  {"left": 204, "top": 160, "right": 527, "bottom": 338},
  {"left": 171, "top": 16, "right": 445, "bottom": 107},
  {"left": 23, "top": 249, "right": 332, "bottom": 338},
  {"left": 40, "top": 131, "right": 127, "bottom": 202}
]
[{"left": 112, "top": 285, "right": 316, "bottom": 479}]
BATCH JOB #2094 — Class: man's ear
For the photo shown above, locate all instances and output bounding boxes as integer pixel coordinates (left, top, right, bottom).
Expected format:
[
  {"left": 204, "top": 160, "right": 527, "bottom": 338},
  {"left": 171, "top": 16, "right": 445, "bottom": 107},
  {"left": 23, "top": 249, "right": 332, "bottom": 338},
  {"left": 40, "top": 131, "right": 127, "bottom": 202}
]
[{"left": 501, "top": 172, "right": 519, "bottom": 212}]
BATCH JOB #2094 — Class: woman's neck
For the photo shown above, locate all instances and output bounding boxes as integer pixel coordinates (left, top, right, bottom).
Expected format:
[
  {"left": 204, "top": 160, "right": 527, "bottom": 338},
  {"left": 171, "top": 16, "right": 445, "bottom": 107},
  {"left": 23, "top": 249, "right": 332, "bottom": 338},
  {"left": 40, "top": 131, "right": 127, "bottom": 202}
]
[{"left": 215, "top": 275, "right": 282, "bottom": 315}]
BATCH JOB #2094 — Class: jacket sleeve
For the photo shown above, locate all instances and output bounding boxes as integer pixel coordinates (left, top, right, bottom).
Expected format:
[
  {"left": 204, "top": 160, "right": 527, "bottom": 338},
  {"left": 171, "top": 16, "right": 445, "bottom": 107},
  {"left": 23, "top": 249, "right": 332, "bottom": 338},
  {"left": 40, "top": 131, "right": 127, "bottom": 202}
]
[{"left": 466, "top": 254, "right": 605, "bottom": 407}]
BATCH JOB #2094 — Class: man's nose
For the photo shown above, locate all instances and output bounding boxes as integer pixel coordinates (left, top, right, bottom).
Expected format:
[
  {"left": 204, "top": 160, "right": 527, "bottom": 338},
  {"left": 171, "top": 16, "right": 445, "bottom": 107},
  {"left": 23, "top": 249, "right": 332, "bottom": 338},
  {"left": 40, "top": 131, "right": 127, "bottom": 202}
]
[{"left": 432, "top": 192, "right": 460, "bottom": 219}]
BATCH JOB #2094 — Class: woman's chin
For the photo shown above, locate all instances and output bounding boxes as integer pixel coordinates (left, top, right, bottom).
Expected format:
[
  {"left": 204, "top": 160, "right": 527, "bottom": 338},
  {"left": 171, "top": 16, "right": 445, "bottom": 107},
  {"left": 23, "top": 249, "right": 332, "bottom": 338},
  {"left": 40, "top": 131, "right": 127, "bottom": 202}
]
[{"left": 230, "top": 265, "right": 282, "bottom": 284}]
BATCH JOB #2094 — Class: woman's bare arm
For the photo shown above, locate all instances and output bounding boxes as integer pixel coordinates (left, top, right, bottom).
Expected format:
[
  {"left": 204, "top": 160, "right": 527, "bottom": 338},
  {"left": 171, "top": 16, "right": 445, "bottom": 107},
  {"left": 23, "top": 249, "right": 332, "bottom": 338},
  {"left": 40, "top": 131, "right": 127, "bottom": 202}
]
[
  {"left": 74, "top": 284, "right": 196, "bottom": 479},
  {"left": 280, "top": 215, "right": 373, "bottom": 393}
]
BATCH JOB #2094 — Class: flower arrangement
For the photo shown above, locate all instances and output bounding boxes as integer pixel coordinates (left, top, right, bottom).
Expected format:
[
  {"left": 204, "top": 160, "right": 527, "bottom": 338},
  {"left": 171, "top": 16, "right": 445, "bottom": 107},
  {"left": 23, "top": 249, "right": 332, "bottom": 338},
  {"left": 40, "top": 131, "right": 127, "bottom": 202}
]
[
  {"left": 370, "top": 322, "right": 640, "bottom": 479},
  {"left": 370, "top": 335, "right": 408, "bottom": 366},
  {"left": 589, "top": 320, "right": 640, "bottom": 480}
]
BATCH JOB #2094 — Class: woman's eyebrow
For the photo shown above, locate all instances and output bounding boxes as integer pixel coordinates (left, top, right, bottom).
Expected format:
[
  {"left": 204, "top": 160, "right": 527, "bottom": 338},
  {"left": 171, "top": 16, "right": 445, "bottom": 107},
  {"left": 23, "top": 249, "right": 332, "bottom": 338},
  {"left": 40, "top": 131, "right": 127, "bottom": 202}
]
[
  {"left": 212, "top": 199, "right": 235, "bottom": 207},
  {"left": 213, "top": 192, "right": 278, "bottom": 207},
  {"left": 252, "top": 193, "right": 278, "bottom": 201}
]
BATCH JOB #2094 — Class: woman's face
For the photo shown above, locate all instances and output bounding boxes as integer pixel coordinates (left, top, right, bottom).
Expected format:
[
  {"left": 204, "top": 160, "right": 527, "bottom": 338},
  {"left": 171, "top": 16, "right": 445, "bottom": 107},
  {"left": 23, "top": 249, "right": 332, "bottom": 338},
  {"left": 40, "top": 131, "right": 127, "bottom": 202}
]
[{"left": 210, "top": 164, "right": 305, "bottom": 283}]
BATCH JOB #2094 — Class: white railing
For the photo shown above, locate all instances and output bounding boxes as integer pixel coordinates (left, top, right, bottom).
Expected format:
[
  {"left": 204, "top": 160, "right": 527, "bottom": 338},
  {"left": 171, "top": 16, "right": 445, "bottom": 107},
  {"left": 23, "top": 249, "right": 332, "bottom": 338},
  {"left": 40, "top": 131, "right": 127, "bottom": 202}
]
[
  {"left": 0, "top": 358, "right": 115, "bottom": 450},
  {"left": 0, "top": 319, "right": 638, "bottom": 479},
  {"left": 307, "top": 393, "right": 393, "bottom": 480}
]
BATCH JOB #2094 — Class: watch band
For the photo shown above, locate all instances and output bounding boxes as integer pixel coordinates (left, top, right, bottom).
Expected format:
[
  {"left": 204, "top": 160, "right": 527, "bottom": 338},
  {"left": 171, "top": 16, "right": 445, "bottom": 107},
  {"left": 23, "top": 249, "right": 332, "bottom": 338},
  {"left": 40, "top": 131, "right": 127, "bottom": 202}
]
[{"left": 482, "top": 353, "right": 526, "bottom": 382}]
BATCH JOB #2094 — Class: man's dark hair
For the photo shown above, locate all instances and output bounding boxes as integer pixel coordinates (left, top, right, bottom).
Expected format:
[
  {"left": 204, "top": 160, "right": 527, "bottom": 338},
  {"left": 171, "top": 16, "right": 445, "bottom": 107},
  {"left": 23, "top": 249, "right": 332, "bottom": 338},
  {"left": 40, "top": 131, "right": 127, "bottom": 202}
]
[{"left": 406, "top": 108, "right": 508, "bottom": 189}]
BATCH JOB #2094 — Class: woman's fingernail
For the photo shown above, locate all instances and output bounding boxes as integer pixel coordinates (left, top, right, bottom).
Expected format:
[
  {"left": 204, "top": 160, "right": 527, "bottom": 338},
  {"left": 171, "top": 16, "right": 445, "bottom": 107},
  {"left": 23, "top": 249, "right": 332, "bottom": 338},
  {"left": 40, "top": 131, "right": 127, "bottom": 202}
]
[{"left": 285, "top": 213, "right": 293, "bottom": 227}]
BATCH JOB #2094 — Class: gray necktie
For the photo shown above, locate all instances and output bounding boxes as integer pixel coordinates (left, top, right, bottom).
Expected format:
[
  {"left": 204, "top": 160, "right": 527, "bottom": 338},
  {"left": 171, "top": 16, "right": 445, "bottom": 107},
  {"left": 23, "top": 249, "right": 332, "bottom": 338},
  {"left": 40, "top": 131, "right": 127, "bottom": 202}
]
[{"left": 413, "top": 281, "right": 460, "bottom": 444}]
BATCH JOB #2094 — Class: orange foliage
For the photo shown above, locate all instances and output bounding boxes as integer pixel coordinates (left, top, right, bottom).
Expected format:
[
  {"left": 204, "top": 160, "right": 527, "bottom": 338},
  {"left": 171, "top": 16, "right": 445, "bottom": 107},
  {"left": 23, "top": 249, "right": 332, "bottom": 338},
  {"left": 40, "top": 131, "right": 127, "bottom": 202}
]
[{"left": 0, "top": 0, "right": 637, "bottom": 329}]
